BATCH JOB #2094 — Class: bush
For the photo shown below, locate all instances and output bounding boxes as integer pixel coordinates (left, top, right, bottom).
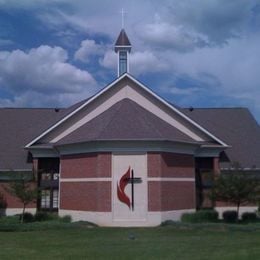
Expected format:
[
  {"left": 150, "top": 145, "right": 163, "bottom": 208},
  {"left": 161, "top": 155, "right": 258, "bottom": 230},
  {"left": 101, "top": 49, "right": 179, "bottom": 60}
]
[
  {"left": 181, "top": 210, "right": 219, "bottom": 223},
  {"left": 60, "top": 215, "right": 72, "bottom": 223},
  {"left": 222, "top": 210, "right": 238, "bottom": 223},
  {"left": 34, "top": 212, "right": 59, "bottom": 222},
  {"left": 241, "top": 212, "right": 257, "bottom": 222},
  {"left": 21, "top": 212, "right": 34, "bottom": 223}
]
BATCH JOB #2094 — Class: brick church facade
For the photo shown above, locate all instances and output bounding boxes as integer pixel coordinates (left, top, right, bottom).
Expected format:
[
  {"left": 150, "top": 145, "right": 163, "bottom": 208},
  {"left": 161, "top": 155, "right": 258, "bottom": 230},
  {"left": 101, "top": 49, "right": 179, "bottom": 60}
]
[{"left": 0, "top": 30, "right": 259, "bottom": 226}]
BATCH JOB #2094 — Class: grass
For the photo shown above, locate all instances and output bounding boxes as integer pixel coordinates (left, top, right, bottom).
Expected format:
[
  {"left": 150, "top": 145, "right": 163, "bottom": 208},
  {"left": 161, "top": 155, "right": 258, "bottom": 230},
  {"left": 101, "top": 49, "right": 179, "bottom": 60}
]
[{"left": 0, "top": 222, "right": 260, "bottom": 259}]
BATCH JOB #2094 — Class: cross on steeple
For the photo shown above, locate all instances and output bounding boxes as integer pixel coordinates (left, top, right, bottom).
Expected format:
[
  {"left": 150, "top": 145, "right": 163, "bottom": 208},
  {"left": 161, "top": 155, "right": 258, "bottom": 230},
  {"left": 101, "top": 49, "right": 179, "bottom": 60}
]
[{"left": 120, "top": 8, "right": 126, "bottom": 29}]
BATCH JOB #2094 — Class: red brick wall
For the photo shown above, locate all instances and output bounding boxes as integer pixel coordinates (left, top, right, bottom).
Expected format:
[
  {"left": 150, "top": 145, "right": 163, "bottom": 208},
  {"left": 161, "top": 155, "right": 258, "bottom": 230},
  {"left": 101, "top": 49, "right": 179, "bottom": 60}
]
[
  {"left": 148, "top": 152, "right": 196, "bottom": 211},
  {"left": 60, "top": 153, "right": 112, "bottom": 212},
  {"left": 0, "top": 183, "right": 36, "bottom": 209},
  {"left": 60, "top": 182, "right": 111, "bottom": 211},
  {"left": 61, "top": 153, "right": 111, "bottom": 178},
  {"left": 161, "top": 152, "right": 195, "bottom": 178},
  {"left": 148, "top": 181, "right": 195, "bottom": 211}
]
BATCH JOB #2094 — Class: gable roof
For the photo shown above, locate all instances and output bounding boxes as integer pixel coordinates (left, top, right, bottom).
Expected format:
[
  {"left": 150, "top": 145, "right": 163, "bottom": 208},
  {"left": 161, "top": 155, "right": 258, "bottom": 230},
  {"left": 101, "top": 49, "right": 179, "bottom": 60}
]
[
  {"left": 182, "top": 107, "right": 260, "bottom": 168},
  {"left": 56, "top": 99, "right": 195, "bottom": 145},
  {"left": 26, "top": 74, "right": 228, "bottom": 148}
]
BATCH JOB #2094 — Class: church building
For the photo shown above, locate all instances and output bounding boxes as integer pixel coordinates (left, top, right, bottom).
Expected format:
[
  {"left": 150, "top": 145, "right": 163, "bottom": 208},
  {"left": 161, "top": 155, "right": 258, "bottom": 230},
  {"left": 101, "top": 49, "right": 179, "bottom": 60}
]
[{"left": 0, "top": 29, "right": 259, "bottom": 226}]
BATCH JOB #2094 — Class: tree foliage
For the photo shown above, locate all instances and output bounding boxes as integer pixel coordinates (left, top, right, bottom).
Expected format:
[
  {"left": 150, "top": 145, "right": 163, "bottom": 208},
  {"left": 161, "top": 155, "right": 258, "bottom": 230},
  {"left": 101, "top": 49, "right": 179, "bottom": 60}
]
[
  {"left": 5, "top": 174, "right": 37, "bottom": 223},
  {"left": 210, "top": 166, "right": 260, "bottom": 216}
]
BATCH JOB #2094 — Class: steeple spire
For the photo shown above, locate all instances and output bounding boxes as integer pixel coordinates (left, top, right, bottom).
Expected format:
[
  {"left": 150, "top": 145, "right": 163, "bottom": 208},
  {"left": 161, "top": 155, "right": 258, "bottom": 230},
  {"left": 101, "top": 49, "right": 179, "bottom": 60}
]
[{"left": 114, "top": 29, "right": 131, "bottom": 77}]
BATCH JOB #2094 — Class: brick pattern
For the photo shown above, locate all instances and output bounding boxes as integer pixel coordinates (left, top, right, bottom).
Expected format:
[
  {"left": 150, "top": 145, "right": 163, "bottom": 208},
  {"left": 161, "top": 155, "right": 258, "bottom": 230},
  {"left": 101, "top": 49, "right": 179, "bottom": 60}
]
[
  {"left": 61, "top": 153, "right": 111, "bottom": 178},
  {"left": 60, "top": 182, "right": 111, "bottom": 211},
  {"left": 147, "top": 153, "right": 161, "bottom": 177},
  {"left": 161, "top": 152, "right": 195, "bottom": 178},
  {"left": 148, "top": 152, "right": 196, "bottom": 211},
  {"left": 148, "top": 152, "right": 195, "bottom": 178},
  {"left": 148, "top": 181, "right": 195, "bottom": 211}
]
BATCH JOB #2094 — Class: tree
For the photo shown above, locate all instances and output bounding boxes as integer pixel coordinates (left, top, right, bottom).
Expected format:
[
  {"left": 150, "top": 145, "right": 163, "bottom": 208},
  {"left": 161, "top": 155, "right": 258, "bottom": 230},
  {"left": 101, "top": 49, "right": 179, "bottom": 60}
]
[
  {"left": 0, "top": 192, "right": 7, "bottom": 217},
  {"left": 5, "top": 174, "right": 38, "bottom": 223},
  {"left": 210, "top": 166, "right": 260, "bottom": 217}
]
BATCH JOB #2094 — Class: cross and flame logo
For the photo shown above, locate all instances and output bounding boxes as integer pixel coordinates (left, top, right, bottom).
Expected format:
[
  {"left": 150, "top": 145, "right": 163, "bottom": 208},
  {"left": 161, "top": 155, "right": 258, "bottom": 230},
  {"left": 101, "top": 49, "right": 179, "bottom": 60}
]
[
  {"left": 117, "top": 166, "right": 142, "bottom": 211},
  {"left": 117, "top": 166, "right": 131, "bottom": 209}
]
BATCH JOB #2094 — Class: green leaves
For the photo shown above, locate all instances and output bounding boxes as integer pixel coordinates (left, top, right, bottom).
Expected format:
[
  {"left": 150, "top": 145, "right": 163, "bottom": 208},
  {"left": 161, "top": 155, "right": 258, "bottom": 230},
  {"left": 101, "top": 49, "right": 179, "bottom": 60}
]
[{"left": 210, "top": 167, "right": 260, "bottom": 215}]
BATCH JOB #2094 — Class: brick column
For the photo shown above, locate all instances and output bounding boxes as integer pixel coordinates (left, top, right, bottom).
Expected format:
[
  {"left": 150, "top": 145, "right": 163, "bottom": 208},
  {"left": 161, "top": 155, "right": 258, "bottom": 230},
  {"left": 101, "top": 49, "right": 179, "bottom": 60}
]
[{"left": 213, "top": 157, "right": 220, "bottom": 175}]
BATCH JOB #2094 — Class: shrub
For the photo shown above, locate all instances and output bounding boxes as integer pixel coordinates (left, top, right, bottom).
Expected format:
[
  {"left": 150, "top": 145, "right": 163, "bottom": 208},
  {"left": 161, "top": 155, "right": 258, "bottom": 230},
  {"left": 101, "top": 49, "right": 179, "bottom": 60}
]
[
  {"left": 60, "top": 215, "right": 72, "bottom": 223},
  {"left": 34, "top": 212, "right": 59, "bottom": 222},
  {"left": 241, "top": 212, "right": 257, "bottom": 222},
  {"left": 222, "top": 210, "right": 238, "bottom": 223},
  {"left": 181, "top": 210, "right": 219, "bottom": 223},
  {"left": 21, "top": 212, "right": 34, "bottom": 223}
]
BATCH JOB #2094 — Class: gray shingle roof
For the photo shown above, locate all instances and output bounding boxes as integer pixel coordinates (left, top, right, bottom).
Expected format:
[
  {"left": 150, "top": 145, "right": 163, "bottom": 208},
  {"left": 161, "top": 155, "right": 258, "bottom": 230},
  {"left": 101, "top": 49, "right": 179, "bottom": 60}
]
[
  {"left": 182, "top": 108, "right": 260, "bottom": 168},
  {"left": 0, "top": 99, "right": 259, "bottom": 170},
  {"left": 0, "top": 108, "right": 66, "bottom": 170},
  {"left": 56, "top": 99, "right": 195, "bottom": 145}
]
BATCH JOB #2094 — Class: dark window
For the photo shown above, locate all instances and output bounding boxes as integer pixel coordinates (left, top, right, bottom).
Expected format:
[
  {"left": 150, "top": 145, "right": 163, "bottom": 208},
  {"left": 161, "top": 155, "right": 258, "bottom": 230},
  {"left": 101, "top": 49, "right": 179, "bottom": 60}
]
[{"left": 119, "top": 51, "right": 127, "bottom": 75}]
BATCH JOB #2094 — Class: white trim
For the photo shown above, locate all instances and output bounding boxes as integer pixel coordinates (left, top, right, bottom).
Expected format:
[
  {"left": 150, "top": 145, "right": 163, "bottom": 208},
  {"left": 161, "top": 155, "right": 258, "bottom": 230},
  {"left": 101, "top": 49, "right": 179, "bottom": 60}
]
[
  {"left": 25, "top": 75, "right": 127, "bottom": 148},
  {"left": 51, "top": 85, "right": 204, "bottom": 143},
  {"left": 4, "top": 208, "right": 36, "bottom": 216},
  {"left": 26, "top": 74, "right": 228, "bottom": 148},
  {"left": 147, "top": 177, "right": 195, "bottom": 182},
  {"left": 60, "top": 177, "right": 111, "bottom": 182},
  {"left": 127, "top": 75, "right": 228, "bottom": 147},
  {"left": 215, "top": 206, "right": 258, "bottom": 218},
  {"left": 59, "top": 209, "right": 196, "bottom": 226}
]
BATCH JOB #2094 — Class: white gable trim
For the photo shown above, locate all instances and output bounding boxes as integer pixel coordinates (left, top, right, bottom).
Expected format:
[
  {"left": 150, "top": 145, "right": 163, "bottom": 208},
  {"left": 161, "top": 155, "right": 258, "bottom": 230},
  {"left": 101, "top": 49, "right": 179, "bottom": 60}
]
[
  {"left": 50, "top": 84, "right": 204, "bottom": 143},
  {"left": 26, "top": 74, "right": 228, "bottom": 148},
  {"left": 128, "top": 75, "right": 228, "bottom": 147},
  {"left": 25, "top": 75, "right": 126, "bottom": 148}
]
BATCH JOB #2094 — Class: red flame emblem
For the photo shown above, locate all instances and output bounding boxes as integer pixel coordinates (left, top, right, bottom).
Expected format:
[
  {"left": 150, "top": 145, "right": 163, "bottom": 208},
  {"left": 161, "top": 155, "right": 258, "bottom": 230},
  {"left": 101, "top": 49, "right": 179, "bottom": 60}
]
[{"left": 117, "top": 166, "right": 131, "bottom": 209}]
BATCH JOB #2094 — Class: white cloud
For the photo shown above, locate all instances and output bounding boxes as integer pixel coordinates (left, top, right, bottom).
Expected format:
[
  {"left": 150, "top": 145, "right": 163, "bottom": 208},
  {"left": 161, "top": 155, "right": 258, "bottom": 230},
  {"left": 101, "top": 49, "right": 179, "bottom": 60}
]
[
  {"left": 137, "top": 20, "right": 208, "bottom": 52},
  {"left": 130, "top": 51, "right": 168, "bottom": 76},
  {"left": 0, "top": 45, "right": 97, "bottom": 107},
  {"left": 74, "top": 39, "right": 105, "bottom": 63},
  {"left": 99, "top": 50, "right": 117, "bottom": 70}
]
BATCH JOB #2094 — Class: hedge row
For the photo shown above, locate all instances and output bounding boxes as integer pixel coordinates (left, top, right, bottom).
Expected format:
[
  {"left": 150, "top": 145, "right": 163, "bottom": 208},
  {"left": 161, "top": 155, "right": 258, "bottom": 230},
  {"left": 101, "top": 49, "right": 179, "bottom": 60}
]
[
  {"left": 181, "top": 210, "right": 259, "bottom": 223},
  {"left": 181, "top": 210, "right": 219, "bottom": 223}
]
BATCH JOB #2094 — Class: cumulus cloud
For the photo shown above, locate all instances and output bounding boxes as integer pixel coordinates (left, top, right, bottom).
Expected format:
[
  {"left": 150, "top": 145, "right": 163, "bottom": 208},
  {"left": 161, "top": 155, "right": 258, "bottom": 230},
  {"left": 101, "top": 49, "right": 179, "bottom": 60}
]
[
  {"left": 164, "top": 0, "right": 256, "bottom": 45},
  {"left": 74, "top": 39, "right": 106, "bottom": 63},
  {"left": 130, "top": 51, "right": 168, "bottom": 75},
  {"left": 99, "top": 50, "right": 117, "bottom": 70},
  {"left": 137, "top": 20, "right": 208, "bottom": 52},
  {"left": 0, "top": 45, "right": 97, "bottom": 107}
]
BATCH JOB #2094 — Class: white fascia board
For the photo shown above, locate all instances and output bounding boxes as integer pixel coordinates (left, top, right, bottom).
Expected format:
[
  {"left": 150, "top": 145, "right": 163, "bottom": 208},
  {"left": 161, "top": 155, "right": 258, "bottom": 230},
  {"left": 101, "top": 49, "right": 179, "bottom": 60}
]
[
  {"left": 126, "top": 74, "right": 228, "bottom": 147},
  {"left": 25, "top": 74, "right": 128, "bottom": 148}
]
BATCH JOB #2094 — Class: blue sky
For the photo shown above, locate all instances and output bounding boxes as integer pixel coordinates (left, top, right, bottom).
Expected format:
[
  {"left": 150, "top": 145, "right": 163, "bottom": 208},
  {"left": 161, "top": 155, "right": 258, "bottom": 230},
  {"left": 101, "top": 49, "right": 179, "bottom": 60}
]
[{"left": 0, "top": 0, "right": 260, "bottom": 123}]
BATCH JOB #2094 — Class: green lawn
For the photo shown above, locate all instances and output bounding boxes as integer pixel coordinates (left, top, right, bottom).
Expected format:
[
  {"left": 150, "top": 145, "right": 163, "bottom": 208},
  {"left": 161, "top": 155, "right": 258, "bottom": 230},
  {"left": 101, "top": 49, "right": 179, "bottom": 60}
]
[{"left": 0, "top": 223, "right": 260, "bottom": 259}]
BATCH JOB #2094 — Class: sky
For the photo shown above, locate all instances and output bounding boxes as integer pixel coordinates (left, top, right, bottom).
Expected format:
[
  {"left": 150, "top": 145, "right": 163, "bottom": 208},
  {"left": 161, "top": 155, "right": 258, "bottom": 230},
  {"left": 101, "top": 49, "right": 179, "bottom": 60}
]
[{"left": 0, "top": 0, "right": 260, "bottom": 123}]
